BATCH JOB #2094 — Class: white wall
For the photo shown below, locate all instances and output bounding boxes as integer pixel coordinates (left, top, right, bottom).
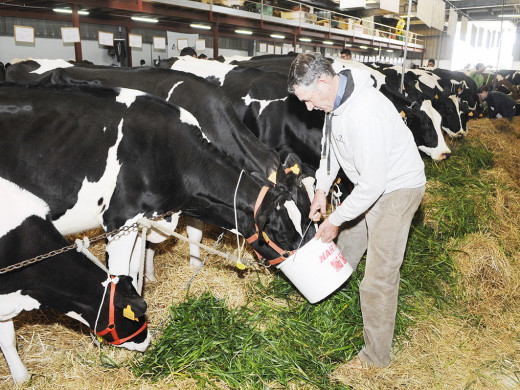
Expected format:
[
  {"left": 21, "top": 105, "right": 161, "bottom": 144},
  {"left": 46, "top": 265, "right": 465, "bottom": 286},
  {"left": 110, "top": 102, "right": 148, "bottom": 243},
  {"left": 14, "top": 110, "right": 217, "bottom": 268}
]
[
  {"left": 1, "top": 35, "right": 124, "bottom": 66},
  {"left": 0, "top": 36, "right": 74, "bottom": 64}
]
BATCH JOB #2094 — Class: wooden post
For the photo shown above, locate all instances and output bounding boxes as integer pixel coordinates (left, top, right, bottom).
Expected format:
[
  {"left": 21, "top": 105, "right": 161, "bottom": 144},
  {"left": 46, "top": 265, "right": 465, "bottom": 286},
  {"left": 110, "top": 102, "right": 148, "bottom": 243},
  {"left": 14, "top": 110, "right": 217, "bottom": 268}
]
[
  {"left": 213, "top": 21, "right": 219, "bottom": 58},
  {"left": 73, "top": 4, "right": 82, "bottom": 61},
  {"left": 126, "top": 27, "right": 132, "bottom": 66}
]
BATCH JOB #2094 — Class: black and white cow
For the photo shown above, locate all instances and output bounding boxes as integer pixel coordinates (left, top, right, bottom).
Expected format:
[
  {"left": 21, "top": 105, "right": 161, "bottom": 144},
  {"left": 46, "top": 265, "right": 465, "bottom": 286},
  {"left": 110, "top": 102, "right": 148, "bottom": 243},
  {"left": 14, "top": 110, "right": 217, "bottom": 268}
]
[
  {"left": 371, "top": 65, "right": 465, "bottom": 138},
  {"left": 0, "top": 83, "right": 314, "bottom": 291},
  {"left": 0, "top": 177, "right": 150, "bottom": 384},
  {"left": 6, "top": 59, "right": 314, "bottom": 269},
  {"left": 217, "top": 55, "right": 451, "bottom": 161}
]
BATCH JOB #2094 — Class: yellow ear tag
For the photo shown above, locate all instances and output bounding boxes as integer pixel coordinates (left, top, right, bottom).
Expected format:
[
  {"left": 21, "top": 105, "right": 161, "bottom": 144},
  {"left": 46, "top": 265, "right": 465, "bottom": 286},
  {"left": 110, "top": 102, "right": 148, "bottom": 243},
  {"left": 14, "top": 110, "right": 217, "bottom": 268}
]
[
  {"left": 267, "top": 171, "right": 277, "bottom": 185},
  {"left": 290, "top": 164, "right": 300, "bottom": 175},
  {"left": 96, "top": 335, "right": 104, "bottom": 344},
  {"left": 479, "top": 113, "right": 483, "bottom": 117},
  {"left": 468, "top": 111, "right": 474, "bottom": 117},
  {"left": 335, "top": 177, "right": 342, "bottom": 184},
  {"left": 123, "top": 305, "right": 138, "bottom": 321},
  {"left": 435, "top": 94, "right": 439, "bottom": 99},
  {"left": 458, "top": 87, "right": 462, "bottom": 92},
  {"left": 236, "top": 260, "right": 246, "bottom": 270},
  {"left": 262, "top": 232, "right": 270, "bottom": 243},
  {"left": 400, "top": 110, "right": 406, "bottom": 118}
]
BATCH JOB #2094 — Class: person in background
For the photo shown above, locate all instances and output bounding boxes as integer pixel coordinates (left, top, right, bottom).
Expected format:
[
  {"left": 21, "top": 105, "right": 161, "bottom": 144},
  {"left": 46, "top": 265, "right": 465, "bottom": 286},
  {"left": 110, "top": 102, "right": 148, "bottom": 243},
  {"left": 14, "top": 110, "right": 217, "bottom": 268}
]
[
  {"left": 470, "top": 63, "right": 487, "bottom": 88},
  {"left": 198, "top": 53, "right": 208, "bottom": 59},
  {"left": 340, "top": 48, "right": 352, "bottom": 60},
  {"left": 140, "top": 59, "right": 146, "bottom": 66},
  {"left": 477, "top": 86, "right": 517, "bottom": 121},
  {"left": 287, "top": 52, "right": 425, "bottom": 369},
  {"left": 180, "top": 47, "right": 197, "bottom": 57},
  {"left": 427, "top": 58, "right": 435, "bottom": 67}
]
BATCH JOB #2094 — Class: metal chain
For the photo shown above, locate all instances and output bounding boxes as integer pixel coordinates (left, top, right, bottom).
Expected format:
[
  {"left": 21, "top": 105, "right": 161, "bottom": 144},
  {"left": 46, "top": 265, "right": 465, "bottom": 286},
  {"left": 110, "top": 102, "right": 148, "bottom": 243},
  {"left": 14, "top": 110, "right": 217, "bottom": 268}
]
[{"left": 0, "top": 211, "right": 178, "bottom": 275}]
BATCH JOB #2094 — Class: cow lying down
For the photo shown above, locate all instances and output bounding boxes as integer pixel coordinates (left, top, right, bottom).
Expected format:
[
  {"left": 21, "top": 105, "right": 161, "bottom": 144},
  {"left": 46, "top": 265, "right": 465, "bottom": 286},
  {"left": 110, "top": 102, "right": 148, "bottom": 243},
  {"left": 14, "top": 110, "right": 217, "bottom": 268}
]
[{"left": 0, "top": 177, "right": 150, "bottom": 384}]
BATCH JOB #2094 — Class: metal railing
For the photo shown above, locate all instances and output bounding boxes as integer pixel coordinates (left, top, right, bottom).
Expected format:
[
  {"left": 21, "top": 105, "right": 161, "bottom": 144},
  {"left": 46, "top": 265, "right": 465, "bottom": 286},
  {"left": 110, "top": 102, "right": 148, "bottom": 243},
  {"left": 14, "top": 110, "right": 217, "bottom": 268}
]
[{"left": 199, "top": 0, "right": 423, "bottom": 46}]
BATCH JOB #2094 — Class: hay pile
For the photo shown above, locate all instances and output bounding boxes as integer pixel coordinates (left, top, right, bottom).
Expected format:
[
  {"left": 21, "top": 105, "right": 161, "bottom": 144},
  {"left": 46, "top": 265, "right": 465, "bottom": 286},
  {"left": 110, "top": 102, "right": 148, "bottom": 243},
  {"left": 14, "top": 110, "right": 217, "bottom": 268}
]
[{"left": 2, "top": 117, "right": 520, "bottom": 389}]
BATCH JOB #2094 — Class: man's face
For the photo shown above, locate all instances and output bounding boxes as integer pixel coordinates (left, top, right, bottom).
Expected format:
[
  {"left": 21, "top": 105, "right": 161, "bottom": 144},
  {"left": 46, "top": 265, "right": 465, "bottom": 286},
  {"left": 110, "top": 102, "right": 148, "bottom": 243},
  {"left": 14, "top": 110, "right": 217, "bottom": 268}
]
[
  {"left": 294, "top": 79, "right": 335, "bottom": 113},
  {"left": 428, "top": 61, "right": 434, "bottom": 67},
  {"left": 478, "top": 91, "right": 487, "bottom": 100},
  {"left": 341, "top": 54, "right": 350, "bottom": 60}
]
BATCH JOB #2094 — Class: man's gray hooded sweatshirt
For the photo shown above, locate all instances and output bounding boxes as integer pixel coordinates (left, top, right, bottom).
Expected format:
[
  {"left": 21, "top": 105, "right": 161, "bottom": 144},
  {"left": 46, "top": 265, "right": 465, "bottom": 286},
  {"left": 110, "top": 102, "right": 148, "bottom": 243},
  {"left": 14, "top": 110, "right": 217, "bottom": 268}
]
[{"left": 315, "top": 68, "right": 426, "bottom": 227}]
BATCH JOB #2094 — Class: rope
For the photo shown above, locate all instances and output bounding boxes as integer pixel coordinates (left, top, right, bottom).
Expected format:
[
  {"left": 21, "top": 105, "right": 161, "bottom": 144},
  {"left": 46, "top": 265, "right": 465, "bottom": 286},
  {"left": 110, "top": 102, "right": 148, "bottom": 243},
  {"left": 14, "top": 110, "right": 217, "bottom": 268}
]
[
  {"left": 137, "top": 223, "right": 148, "bottom": 295},
  {"left": 137, "top": 218, "right": 254, "bottom": 267},
  {"left": 234, "top": 170, "right": 246, "bottom": 269},
  {"left": 75, "top": 237, "right": 109, "bottom": 275}
]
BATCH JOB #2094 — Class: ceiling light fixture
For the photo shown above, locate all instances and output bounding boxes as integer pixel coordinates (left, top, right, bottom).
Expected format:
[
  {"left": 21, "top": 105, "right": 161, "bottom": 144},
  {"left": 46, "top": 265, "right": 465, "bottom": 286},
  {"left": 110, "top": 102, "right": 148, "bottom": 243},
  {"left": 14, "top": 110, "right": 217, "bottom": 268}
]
[
  {"left": 235, "top": 29, "right": 253, "bottom": 35},
  {"left": 190, "top": 23, "right": 211, "bottom": 30},
  {"left": 344, "top": 43, "right": 352, "bottom": 47},
  {"left": 497, "top": 14, "right": 520, "bottom": 18},
  {"left": 131, "top": 16, "right": 159, "bottom": 23},
  {"left": 299, "top": 37, "right": 312, "bottom": 42},
  {"left": 386, "top": 49, "right": 394, "bottom": 52},
  {"left": 323, "top": 40, "right": 334, "bottom": 45},
  {"left": 53, "top": 8, "right": 89, "bottom": 15},
  {"left": 271, "top": 34, "right": 285, "bottom": 39},
  {"left": 359, "top": 45, "right": 369, "bottom": 49}
]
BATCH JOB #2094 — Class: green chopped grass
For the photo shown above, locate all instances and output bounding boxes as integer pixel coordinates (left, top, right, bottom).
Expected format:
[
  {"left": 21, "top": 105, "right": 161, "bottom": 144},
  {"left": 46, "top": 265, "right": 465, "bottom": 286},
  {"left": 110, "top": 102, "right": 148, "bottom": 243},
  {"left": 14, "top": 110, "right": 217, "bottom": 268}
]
[{"left": 132, "top": 137, "right": 501, "bottom": 389}]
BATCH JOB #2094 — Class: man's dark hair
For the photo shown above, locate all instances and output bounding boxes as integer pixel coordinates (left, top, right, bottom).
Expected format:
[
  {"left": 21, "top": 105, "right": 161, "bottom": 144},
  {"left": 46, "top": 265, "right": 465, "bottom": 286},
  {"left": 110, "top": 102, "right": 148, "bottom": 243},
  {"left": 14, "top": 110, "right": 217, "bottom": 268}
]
[
  {"left": 287, "top": 52, "right": 335, "bottom": 93},
  {"left": 340, "top": 48, "right": 351, "bottom": 56},
  {"left": 198, "top": 53, "right": 208, "bottom": 59},
  {"left": 140, "top": 59, "right": 146, "bottom": 65},
  {"left": 180, "top": 47, "right": 197, "bottom": 57},
  {"left": 477, "top": 85, "right": 490, "bottom": 94},
  {"left": 428, "top": 58, "right": 435, "bottom": 66}
]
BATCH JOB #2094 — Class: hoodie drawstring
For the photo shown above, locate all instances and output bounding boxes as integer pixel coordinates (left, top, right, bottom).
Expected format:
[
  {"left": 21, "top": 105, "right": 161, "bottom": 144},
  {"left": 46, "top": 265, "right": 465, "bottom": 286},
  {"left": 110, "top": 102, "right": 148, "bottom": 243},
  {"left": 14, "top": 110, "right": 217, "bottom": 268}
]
[{"left": 323, "top": 113, "right": 333, "bottom": 175}]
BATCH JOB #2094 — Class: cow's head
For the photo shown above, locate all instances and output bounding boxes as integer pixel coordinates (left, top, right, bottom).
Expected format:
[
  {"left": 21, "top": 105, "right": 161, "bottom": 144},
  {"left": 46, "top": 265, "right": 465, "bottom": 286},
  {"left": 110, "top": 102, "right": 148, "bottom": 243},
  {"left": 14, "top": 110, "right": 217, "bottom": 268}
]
[
  {"left": 92, "top": 276, "right": 150, "bottom": 352},
  {"left": 247, "top": 185, "right": 316, "bottom": 265}
]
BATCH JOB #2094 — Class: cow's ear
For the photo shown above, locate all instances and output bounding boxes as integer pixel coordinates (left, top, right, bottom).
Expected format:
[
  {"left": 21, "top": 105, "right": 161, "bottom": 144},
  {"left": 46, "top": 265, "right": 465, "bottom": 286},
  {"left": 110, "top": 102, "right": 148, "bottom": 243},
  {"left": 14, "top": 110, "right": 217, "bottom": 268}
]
[{"left": 114, "top": 276, "right": 147, "bottom": 318}]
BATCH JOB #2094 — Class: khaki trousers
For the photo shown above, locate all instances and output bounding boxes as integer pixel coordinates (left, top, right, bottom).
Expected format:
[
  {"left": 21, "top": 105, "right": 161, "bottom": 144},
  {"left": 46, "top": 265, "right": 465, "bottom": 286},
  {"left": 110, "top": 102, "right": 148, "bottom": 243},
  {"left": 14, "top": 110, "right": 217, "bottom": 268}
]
[{"left": 336, "top": 186, "right": 425, "bottom": 367}]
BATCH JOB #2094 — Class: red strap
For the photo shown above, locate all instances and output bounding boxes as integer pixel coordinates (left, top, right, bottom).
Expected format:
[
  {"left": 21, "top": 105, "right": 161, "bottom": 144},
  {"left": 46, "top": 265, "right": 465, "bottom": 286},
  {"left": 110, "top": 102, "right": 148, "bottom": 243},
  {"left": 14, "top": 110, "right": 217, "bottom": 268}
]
[{"left": 253, "top": 186, "right": 269, "bottom": 218}]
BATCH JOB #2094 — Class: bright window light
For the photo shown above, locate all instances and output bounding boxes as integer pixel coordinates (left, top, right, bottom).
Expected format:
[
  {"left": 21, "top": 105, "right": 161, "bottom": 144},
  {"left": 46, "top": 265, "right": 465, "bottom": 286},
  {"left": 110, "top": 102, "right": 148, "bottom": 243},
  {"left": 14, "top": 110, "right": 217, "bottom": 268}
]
[
  {"left": 190, "top": 23, "right": 211, "bottom": 30},
  {"left": 271, "top": 34, "right": 285, "bottom": 39},
  {"left": 323, "top": 40, "right": 334, "bottom": 45},
  {"left": 235, "top": 29, "right": 253, "bottom": 35},
  {"left": 131, "top": 16, "right": 158, "bottom": 23},
  {"left": 53, "top": 8, "right": 89, "bottom": 15},
  {"left": 299, "top": 37, "right": 312, "bottom": 42}
]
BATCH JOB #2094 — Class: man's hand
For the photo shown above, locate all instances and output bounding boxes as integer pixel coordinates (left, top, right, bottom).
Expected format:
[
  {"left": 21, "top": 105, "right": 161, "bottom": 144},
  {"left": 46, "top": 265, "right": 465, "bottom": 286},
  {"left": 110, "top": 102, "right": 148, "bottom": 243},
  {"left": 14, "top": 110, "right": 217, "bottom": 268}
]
[
  {"left": 315, "top": 218, "right": 339, "bottom": 243},
  {"left": 309, "top": 189, "right": 327, "bottom": 221}
]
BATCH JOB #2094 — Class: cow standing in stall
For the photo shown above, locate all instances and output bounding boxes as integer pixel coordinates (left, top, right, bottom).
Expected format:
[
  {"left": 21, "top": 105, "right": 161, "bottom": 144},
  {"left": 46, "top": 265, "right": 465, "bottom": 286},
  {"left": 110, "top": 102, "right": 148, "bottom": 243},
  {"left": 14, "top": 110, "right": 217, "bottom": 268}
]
[
  {"left": 6, "top": 59, "right": 314, "bottom": 270},
  {"left": 0, "top": 177, "right": 150, "bottom": 384},
  {"left": 0, "top": 84, "right": 314, "bottom": 292}
]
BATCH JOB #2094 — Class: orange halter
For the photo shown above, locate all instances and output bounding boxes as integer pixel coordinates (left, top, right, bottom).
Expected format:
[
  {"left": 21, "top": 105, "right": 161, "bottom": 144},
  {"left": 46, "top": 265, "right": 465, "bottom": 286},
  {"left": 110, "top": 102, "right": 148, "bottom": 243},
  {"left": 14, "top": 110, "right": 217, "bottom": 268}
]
[
  {"left": 246, "top": 186, "right": 296, "bottom": 266},
  {"left": 93, "top": 277, "right": 147, "bottom": 345}
]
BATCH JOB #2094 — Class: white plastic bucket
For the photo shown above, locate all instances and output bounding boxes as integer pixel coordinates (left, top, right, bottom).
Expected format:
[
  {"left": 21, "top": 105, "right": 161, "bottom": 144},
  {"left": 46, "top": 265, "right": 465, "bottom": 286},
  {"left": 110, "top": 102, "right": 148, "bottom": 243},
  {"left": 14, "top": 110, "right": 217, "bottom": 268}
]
[{"left": 277, "top": 239, "right": 353, "bottom": 303}]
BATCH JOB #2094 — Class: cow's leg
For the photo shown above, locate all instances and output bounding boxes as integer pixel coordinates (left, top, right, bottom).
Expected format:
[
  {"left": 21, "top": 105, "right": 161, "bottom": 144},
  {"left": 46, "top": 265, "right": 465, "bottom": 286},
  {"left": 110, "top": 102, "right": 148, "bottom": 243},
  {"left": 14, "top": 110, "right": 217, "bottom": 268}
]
[
  {"left": 0, "top": 320, "right": 30, "bottom": 384},
  {"left": 144, "top": 242, "right": 157, "bottom": 282},
  {"left": 140, "top": 214, "right": 181, "bottom": 282},
  {"left": 186, "top": 216, "right": 204, "bottom": 268}
]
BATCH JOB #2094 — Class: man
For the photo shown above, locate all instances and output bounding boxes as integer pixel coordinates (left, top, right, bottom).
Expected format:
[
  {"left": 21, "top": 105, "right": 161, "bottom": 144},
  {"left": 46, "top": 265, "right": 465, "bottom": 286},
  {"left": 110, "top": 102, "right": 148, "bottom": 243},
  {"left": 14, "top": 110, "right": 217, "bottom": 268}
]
[
  {"left": 470, "top": 63, "right": 486, "bottom": 88},
  {"left": 477, "top": 86, "right": 517, "bottom": 121},
  {"left": 180, "top": 47, "right": 197, "bottom": 57},
  {"left": 340, "top": 48, "right": 351, "bottom": 60},
  {"left": 287, "top": 52, "right": 425, "bottom": 368},
  {"left": 427, "top": 58, "right": 435, "bottom": 67}
]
